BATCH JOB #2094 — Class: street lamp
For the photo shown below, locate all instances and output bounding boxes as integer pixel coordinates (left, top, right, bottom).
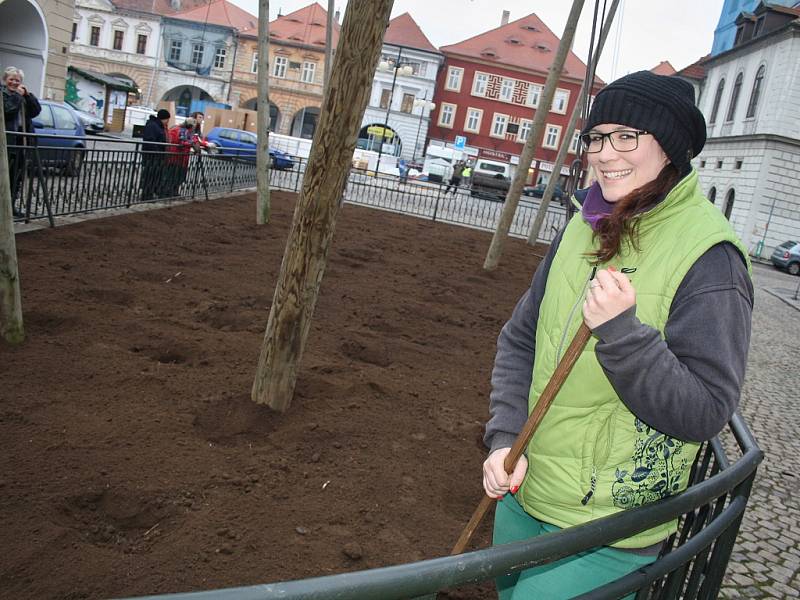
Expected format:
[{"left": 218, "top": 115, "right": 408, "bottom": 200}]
[
  {"left": 412, "top": 97, "right": 435, "bottom": 162},
  {"left": 374, "top": 48, "right": 413, "bottom": 176}
]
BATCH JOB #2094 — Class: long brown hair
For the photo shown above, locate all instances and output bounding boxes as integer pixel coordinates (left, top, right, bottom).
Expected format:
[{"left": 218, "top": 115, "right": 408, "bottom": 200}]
[{"left": 591, "top": 164, "right": 680, "bottom": 263}]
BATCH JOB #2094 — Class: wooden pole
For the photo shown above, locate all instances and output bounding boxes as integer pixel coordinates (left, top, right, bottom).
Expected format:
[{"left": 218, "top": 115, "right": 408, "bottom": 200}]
[
  {"left": 256, "top": 0, "right": 271, "bottom": 225},
  {"left": 323, "top": 0, "right": 334, "bottom": 97},
  {"left": 0, "top": 108, "right": 25, "bottom": 344},
  {"left": 252, "top": 0, "right": 394, "bottom": 412},
  {"left": 483, "top": 0, "right": 585, "bottom": 271},
  {"left": 527, "top": 0, "right": 620, "bottom": 246}
]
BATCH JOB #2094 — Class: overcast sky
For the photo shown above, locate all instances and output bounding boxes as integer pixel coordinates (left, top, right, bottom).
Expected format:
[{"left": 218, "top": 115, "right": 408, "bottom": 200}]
[{"left": 229, "top": 0, "right": 724, "bottom": 83}]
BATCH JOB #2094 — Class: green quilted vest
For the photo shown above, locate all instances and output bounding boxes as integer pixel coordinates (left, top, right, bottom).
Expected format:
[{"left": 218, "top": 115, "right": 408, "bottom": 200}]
[{"left": 517, "top": 171, "right": 750, "bottom": 548}]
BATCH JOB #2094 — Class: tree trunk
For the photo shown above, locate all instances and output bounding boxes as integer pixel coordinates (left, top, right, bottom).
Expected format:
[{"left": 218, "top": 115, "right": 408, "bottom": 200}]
[
  {"left": 252, "top": 0, "right": 394, "bottom": 412},
  {"left": 527, "top": 0, "right": 621, "bottom": 245},
  {"left": 483, "top": 0, "right": 585, "bottom": 271},
  {"left": 0, "top": 107, "right": 25, "bottom": 344},
  {"left": 256, "top": 0, "right": 271, "bottom": 225}
]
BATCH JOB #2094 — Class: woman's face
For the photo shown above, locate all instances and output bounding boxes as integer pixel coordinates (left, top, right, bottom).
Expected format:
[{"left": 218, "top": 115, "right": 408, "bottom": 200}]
[
  {"left": 4, "top": 74, "right": 22, "bottom": 91},
  {"left": 586, "top": 123, "right": 669, "bottom": 202}
]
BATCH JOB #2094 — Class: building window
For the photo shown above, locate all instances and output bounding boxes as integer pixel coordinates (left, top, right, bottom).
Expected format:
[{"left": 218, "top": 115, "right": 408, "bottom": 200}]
[
  {"left": 445, "top": 66, "right": 463, "bottom": 91},
  {"left": 301, "top": 61, "right": 316, "bottom": 83},
  {"left": 735, "top": 159, "right": 743, "bottom": 170},
  {"left": 491, "top": 113, "right": 508, "bottom": 137},
  {"left": 90, "top": 26, "right": 100, "bottom": 47},
  {"left": 708, "top": 186, "right": 716, "bottom": 203},
  {"left": 472, "top": 72, "right": 488, "bottom": 96},
  {"left": 570, "top": 130, "right": 581, "bottom": 153},
  {"left": 71, "top": 22, "right": 78, "bottom": 42},
  {"left": 213, "top": 47, "right": 226, "bottom": 68},
  {"left": 251, "top": 52, "right": 258, "bottom": 73},
  {"left": 709, "top": 78, "right": 725, "bottom": 124},
  {"left": 753, "top": 15, "right": 765, "bottom": 38},
  {"left": 464, "top": 108, "right": 482, "bottom": 133},
  {"left": 716, "top": 159, "right": 723, "bottom": 169},
  {"left": 273, "top": 55, "right": 288, "bottom": 78},
  {"left": 191, "top": 43, "right": 204, "bottom": 66},
  {"left": 400, "top": 93, "right": 415, "bottom": 114},
  {"left": 746, "top": 64, "right": 765, "bottom": 118},
  {"left": 518, "top": 119, "right": 532, "bottom": 143},
  {"left": 379, "top": 88, "right": 391, "bottom": 109},
  {"left": 725, "top": 72, "right": 743, "bottom": 122},
  {"left": 438, "top": 103, "right": 456, "bottom": 128},
  {"left": 700, "top": 159, "right": 706, "bottom": 168},
  {"left": 543, "top": 124, "right": 561, "bottom": 149},
  {"left": 113, "top": 30, "right": 124, "bottom": 50},
  {"left": 500, "top": 79, "right": 515, "bottom": 102},
  {"left": 169, "top": 39, "right": 182, "bottom": 61},
  {"left": 526, "top": 84, "right": 541, "bottom": 108},
  {"left": 136, "top": 34, "right": 147, "bottom": 54},
  {"left": 551, "top": 89, "right": 569, "bottom": 114}
]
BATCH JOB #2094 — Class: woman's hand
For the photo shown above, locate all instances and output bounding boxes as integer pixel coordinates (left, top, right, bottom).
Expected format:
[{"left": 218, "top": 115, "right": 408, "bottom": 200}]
[
  {"left": 583, "top": 268, "right": 636, "bottom": 329},
  {"left": 482, "top": 447, "right": 528, "bottom": 499},
  {"left": 17, "top": 84, "right": 28, "bottom": 96}
]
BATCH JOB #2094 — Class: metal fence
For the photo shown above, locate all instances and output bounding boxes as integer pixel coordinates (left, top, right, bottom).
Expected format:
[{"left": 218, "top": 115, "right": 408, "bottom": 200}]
[
  {"left": 10, "top": 133, "right": 566, "bottom": 244},
  {"left": 122, "top": 413, "right": 762, "bottom": 599}
]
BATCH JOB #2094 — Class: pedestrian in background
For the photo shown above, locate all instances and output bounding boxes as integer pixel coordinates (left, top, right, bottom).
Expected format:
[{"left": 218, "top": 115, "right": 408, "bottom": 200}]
[
  {"left": 140, "top": 108, "right": 170, "bottom": 200},
  {"left": 2, "top": 66, "right": 41, "bottom": 217},
  {"left": 190, "top": 111, "right": 204, "bottom": 137},
  {"left": 461, "top": 161, "right": 473, "bottom": 188},
  {"left": 165, "top": 117, "right": 196, "bottom": 196},
  {"left": 483, "top": 71, "right": 753, "bottom": 599},
  {"left": 445, "top": 159, "right": 464, "bottom": 195}
]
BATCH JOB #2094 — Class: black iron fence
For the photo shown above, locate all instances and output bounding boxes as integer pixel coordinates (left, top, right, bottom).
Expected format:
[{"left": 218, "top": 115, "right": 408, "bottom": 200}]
[
  {"left": 9, "top": 133, "right": 566, "bottom": 244},
  {"left": 120, "top": 413, "right": 761, "bottom": 599}
]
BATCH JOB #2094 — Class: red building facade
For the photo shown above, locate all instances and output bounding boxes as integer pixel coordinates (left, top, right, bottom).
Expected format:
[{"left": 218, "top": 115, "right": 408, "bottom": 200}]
[{"left": 427, "top": 13, "right": 604, "bottom": 185}]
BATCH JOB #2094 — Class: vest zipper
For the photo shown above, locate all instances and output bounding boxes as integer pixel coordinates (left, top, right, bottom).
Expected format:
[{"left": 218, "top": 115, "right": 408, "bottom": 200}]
[
  {"left": 581, "top": 466, "right": 597, "bottom": 505},
  {"left": 555, "top": 266, "right": 597, "bottom": 368}
]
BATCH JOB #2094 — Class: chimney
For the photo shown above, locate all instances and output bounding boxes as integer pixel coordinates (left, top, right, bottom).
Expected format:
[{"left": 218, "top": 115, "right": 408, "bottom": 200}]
[
  {"left": 501, "top": 10, "right": 510, "bottom": 26},
  {"left": 334, "top": 9, "right": 340, "bottom": 23}
]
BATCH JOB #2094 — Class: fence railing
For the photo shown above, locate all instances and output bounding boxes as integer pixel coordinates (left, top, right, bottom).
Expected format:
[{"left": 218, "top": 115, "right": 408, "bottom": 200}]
[
  {"left": 120, "top": 413, "right": 761, "bottom": 599},
  {"left": 10, "top": 133, "right": 566, "bottom": 244}
]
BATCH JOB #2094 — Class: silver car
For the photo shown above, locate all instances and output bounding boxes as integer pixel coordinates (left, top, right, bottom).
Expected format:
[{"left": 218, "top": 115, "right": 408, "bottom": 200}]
[{"left": 770, "top": 240, "right": 800, "bottom": 276}]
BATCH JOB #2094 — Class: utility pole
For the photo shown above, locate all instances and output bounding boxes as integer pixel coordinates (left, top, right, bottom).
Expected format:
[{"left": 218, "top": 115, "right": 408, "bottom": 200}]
[
  {"left": 252, "top": 0, "right": 394, "bottom": 412},
  {"left": 0, "top": 111, "right": 25, "bottom": 344},
  {"left": 256, "top": 0, "right": 271, "bottom": 225},
  {"left": 483, "top": 0, "right": 586, "bottom": 270},
  {"left": 527, "top": 0, "right": 620, "bottom": 245},
  {"left": 323, "top": 0, "right": 334, "bottom": 96}
]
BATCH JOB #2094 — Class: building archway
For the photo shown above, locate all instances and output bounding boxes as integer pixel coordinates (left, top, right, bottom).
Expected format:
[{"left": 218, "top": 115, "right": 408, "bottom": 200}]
[
  {"left": 723, "top": 188, "right": 735, "bottom": 220},
  {"left": 0, "top": 0, "right": 48, "bottom": 97},
  {"left": 708, "top": 186, "right": 716, "bottom": 204},
  {"left": 357, "top": 123, "right": 402, "bottom": 156},
  {"left": 161, "top": 85, "right": 214, "bottom": 116},
  {"left": 241, "top": 98, "right": 279, "bottom": 132},
  {"left": 291, "top": 106, "right": 320, "bottom": 139}
]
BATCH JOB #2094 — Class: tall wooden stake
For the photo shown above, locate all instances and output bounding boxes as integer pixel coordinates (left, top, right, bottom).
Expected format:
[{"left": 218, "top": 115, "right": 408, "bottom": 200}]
[
  {"left": 252, "top": 0, "right": 394, "bottom": 412},
  {"left": 483, "top": 0, "right": 585, "bottom": 270},
  {"left": 323, "top": 0, "right": 334, "bottom": 96},
  {"left": 0, "top": 110, "right": 25, "bottom": 344},
  {"left": 256, "top": 0, "right": 271, "bottom": 225},
  {"left": 527, "top": 0, "right": 620, "bottom": 245}
]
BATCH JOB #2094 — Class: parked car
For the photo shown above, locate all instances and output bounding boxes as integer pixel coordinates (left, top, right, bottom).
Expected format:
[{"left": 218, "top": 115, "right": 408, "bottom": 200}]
[
  {"left": 31, "top": 100, "right": 86, "bottom": 176},
  {"left": 64, "top": 100, "right": 105, "bottom": 133},
  {"left": 470, "top": 158, "right": 511, "bottom": 201},
  {"left": 770, "top": 240, "right": 800, "bottom": 276},
  {"left": 204, "top": 127, "right": 294, "bottom": 169},
  {"left": 523, "top": 182, "right": 565, "bottom": 201}
]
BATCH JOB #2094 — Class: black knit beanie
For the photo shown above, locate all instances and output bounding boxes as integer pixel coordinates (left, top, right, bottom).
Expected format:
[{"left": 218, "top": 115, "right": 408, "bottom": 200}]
[
  {"left": 582, "top": 71, "right": 706, "bottom": 170},
  {"left": 157, "top": 109, "right": 170, "bottom": 120}
]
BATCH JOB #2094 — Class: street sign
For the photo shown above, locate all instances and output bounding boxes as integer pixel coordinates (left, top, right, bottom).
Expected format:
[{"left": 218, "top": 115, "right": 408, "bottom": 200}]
[{"left": 454, "top": 135, "right": 466, "bottom": 150}]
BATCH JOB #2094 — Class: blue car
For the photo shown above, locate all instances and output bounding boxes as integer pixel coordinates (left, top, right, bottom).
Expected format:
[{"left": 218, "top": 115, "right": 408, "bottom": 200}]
[
  {"left": 770, "top": 240, "right": 800, "bottom": 276},
  {"left": 31, "top": 100, "right": 87, "bottom": 176},
  {"left": 204, "top": 126, "right": 294, "bottom": 169}
]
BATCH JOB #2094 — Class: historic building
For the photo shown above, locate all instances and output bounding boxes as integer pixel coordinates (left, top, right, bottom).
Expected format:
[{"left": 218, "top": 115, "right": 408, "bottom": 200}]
[
  {"left": 0, "top": 0, "right": 75, "bottom": 101},
  {"left": 357, "top": 12, "right": 443, "bottom": 162},
  {"left": 694, "top": 1, "right": 800, "bottom": 257},
  {"left": 427, "top": 10, "right": 604, "bottom": 187},
  {"left": 711, "top": 0, "right": 799, "bottom": 55}
]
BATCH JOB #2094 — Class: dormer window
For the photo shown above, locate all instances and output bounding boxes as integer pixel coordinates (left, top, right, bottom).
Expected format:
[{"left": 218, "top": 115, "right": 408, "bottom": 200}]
[
  {"left": 480, "top": 48, "right": 498, "bottom": 58},
  {"left": 535, "top": 43, "right": 551, "bottom": 52},
  {"left": 521, "top": 24, "right": 539, "bottom": 32},
  {"left": 753, "top": 15, "right": 765, "bottom": 37},
  {"left": 506, "top": 37, "right": 522, "bottom": 45},
  {"left": 734, "top": 25, "right": 745, "bottom": 45}
]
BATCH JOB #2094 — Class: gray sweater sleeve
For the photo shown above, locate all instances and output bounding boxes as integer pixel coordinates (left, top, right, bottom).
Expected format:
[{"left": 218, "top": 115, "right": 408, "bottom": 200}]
[
  {"left": 592, "top": 242, "right": 753, "bottom": 442},
  {"left": 484, "top": 240, "right": 753, "bottom": 450}
]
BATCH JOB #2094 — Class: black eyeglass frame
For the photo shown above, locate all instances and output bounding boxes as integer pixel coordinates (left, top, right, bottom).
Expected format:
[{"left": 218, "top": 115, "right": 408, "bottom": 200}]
[{"left": 579, "top": 129, "right": 652, "bottom": 153}]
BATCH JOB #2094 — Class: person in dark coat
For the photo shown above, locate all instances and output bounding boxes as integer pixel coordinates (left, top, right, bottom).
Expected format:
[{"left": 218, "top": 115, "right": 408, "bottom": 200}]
[
  {"left": 140, "top": 109, "right": 170, "bottom": 200},
  {"left": 3, "top": 66, "right": 41, "bottom": 217},
  {"left": 445, "top": 160, "right": 465, "bottom": 195}
]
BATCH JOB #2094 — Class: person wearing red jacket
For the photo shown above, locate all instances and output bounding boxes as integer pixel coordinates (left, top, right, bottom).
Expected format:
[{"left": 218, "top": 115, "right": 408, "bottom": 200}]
[{"left": 165, "top": 117, "right": 196, "bottom": 196}]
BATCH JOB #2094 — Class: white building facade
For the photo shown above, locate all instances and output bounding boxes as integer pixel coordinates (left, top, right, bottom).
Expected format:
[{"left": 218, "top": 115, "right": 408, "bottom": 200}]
[{"left": 693, "top": 5, "right": 800, "bottom": 258}]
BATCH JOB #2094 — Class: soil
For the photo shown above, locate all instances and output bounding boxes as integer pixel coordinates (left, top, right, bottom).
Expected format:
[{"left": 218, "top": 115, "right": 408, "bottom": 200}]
[{"left": 1, "top": 191, "right": 545, "bottom": 600}]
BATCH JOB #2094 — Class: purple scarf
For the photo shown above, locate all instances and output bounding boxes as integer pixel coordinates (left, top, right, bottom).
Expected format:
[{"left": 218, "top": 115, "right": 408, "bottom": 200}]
[{"left": 581, "top": 182, "right": 615, "bottom": 231}]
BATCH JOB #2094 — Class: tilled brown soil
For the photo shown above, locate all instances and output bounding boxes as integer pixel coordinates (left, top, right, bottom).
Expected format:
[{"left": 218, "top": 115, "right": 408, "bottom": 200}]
[{"left": 1, "top": 191, "right": 544, "bottom": 599}]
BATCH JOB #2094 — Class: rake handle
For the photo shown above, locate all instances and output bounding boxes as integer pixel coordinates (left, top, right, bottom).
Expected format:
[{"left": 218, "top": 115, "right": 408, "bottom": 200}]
[{"left": 451, "top": 322, "right": 593, "bottom": 555}]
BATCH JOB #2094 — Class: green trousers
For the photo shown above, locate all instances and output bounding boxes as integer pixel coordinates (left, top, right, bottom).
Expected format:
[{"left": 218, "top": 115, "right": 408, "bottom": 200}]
[{"left": 493, "top": 494, "right": 656, "bottom": 600}]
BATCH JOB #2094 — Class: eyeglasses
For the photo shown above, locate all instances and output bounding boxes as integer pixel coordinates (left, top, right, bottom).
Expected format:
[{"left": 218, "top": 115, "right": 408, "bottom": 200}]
[{"left": 580, "top": 129, "right": 651, "bottom": 153}]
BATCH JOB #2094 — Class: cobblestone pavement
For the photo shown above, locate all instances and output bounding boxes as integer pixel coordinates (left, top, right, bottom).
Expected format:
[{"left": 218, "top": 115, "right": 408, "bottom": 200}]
[{"left": 719, "top": 262, "right": 800, "bottom": 599}]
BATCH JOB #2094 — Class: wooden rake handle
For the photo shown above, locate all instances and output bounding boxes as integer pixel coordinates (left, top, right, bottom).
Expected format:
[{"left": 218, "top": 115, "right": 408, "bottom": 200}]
[{"left": 450, "top": 322, "right": 593, "bottom": 555}]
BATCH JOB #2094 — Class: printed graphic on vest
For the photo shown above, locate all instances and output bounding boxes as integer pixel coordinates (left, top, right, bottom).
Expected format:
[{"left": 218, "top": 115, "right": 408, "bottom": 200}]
[{"left": 612, "top": 419, "right": 688, "bottom": 509}]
